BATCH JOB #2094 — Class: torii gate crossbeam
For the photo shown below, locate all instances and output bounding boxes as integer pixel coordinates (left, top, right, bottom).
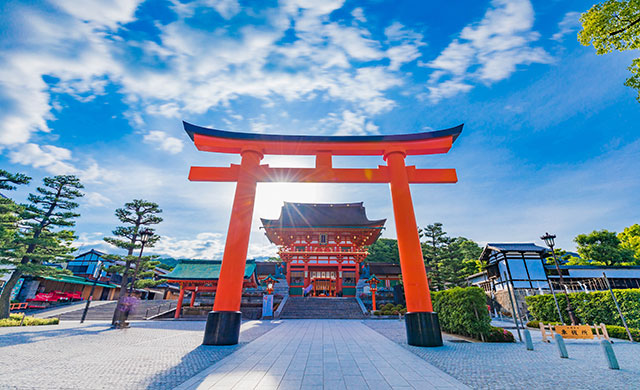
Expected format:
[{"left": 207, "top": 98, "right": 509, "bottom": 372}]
[{"left": 183, "top": 121, "right": 463, "bottom": 347}]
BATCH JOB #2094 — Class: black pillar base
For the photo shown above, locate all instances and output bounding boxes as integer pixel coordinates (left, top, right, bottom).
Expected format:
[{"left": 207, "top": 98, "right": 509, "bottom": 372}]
[
  {"left": 202, "top": 311, "right": 242, "bottom": 346},
  {"left": 405, "top": 311, "right": 443, "bottom": 347}
]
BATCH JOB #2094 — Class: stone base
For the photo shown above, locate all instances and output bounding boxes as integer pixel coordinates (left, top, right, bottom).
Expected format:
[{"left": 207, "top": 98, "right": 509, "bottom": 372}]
[
  {"left": 405, "top": 311, "right": 443, "bottom": 347},
  {"left": 202, "top": 311, "right": 242, "bottom": 345}
]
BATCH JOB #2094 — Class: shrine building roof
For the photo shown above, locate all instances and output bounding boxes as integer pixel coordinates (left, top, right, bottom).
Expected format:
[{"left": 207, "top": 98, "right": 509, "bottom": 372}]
[
  {"left": 165, "top": 259, "right": 256, "bottom": 281},
  {"left": 261, "top": 202, "right": 386, "bottom": 229}
]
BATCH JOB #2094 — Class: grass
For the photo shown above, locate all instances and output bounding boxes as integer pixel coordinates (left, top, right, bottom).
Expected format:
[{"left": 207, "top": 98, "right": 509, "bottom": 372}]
[{"left": 0, "top": 313, "right": 59, "bottom": 327}]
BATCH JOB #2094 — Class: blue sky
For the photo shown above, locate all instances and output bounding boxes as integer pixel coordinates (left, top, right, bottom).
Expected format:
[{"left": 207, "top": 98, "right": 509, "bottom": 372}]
[{"left": 1, "top": 0, "right": 638, "bottom": 259}]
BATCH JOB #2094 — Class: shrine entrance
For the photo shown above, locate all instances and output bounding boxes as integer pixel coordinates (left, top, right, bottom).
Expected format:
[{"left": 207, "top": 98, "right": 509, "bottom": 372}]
[{"left": 183, "top": 120, "right": 462, "bottom": 347}]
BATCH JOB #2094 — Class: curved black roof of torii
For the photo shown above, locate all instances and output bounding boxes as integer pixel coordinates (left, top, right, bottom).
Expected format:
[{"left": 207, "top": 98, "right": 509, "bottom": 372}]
[
  {"left": 261, "top": 202, "right": 386, "bottom": 229},
  {"left": 183, "top": 121, "right": 463, "bottom": 144}
]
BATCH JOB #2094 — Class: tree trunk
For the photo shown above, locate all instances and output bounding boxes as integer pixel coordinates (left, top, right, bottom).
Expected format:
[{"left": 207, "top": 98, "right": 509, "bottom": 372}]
[
  {"left": 0, "top": 270, "right": 23, "bottom": 319},
  {"left": 111, "top": 259, "right": 132, "bottom": 325}
]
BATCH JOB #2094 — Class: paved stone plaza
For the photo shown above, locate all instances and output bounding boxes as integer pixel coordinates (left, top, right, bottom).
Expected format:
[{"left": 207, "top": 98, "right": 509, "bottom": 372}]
[
  {"left": 365, "top": 320, "right": 640, "bottom": 390},
  {"left": 1, "top": 319, "right": 639, "bottom": 389},
  {"left": 0, "top": 320, "right": 279, "bottom": 390}
]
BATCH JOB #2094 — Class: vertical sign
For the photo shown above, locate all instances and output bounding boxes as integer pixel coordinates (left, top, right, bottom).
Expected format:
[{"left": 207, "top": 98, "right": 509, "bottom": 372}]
[{"left": 262, "top": 294, "right": 274, "bottom": 318}]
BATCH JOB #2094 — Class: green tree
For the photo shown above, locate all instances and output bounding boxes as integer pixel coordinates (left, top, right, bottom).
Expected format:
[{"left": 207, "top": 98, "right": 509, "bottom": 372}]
[
  {"left": 618, "top": 224, "right": 640, "bottom": 260},
  {"left": 574, "top": 229, "right": 636, "bottom": 265},
  {"left": 104, "top": 255, "right": 166, "bottom": 291},
  {"left": 419, "top": 223, "right": 448, "bottom": 289},
  {"left": 0, "top": 175, "right": 83, "bottom": 319},
  {"left": 0, "top": 169, "right": 31, "bottom": 191},
  {"left": 365, "top": 238, "right": 400, "bottom": 263},
  {"left": 0, "top": 170, "right": 31, "bottom": 251},
  {"left": 104, "top": 199, "right": 162, "bottom": 325},
  {"left": 579, "top": 0, "right": 640, "bottom": 101}
]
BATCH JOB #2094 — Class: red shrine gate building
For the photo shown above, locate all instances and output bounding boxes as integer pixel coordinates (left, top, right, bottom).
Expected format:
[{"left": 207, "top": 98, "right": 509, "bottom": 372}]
[{"left": 261, "top": 202, "right": 385, "bottom": 297}]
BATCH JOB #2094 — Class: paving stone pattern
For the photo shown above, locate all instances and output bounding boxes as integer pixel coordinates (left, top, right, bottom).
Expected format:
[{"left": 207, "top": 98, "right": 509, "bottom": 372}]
[
  {"left": 0, "top": 320, "right": 279, "bottom": 390},
  {"left": 176, "top": 319, "right": 468, "bottom": 389},
  {"left": 365, "top": 320, "right": 640, "bottom": 390}
]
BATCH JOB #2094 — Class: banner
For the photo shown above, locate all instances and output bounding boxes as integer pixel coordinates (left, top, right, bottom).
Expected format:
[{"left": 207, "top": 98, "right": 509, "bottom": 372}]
[{"left": 262, "top": 294, "right": 274, "bottom": 318}]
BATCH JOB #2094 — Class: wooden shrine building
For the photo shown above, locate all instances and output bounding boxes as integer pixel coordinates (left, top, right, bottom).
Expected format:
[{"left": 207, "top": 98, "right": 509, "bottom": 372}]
[
  {"left": 261, "top": 202, "right": 385, "bottom": 297},
  {"left": 165, "top": 259, "right": 258, "bottom": 318}
]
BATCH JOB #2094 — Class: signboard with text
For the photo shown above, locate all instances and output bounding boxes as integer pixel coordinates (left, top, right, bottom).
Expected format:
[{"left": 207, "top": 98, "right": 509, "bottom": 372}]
[{"left": 555, "top": 325, "right": 594, "bottom": 339}]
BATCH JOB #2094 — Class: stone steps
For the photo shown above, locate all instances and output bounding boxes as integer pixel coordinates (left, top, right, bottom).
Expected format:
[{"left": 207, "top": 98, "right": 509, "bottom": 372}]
[{"left": 279, "top": 297, "right": 366, "bottom": 319}]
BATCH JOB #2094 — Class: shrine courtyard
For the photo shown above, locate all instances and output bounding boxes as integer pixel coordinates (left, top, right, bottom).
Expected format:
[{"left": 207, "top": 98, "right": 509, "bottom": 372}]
[{"left": 1, "top": 319, "right": 638, "bottom": 390}]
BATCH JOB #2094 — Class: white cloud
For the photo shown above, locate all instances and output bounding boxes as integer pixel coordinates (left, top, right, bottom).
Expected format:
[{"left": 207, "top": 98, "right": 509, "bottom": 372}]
[
  {"left": 85, "top": 192, "right": 112, "bottom": 207},
  {"left": 552, "top": 11, "right": 581, "bottom": 41},
  {"left": 8, "top": 143, "right": 77, "bottom": 175},
  {"left": 333, "top": 110, "right": 379, "bottom": 136},
  {"left": 351, "top": 7, "right": 366, "bottom": 23},
  {"left": 53, "top": 0, "right": 142, "bottom": 29},
  {"left": 143, "top": 131, "right": 184, "bottom": 154},
  {"left": 149, "top": 232, "right": 225, "bottom": 259},
  {"left": 426, "top": 0, "right": 552, "bottom": 102},
  {"left": 7, "top": 143, "right": 116, "bottom": 183}
]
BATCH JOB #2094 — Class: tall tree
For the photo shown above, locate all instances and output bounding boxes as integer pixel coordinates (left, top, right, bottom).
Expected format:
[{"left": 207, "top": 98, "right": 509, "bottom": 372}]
[
  {"left": 104, "top": 199, "right": 162, "bottom": 325},
  {"left": 0, "top": 170, "right": 31, "bottom": 251},
  {"left": 579, "top": 0, "right": 640, "bottom": 101},
  {"left": 574, "top": 229, "right": 636, "bottom": 265},
  {"left": 419, "top": 223, "right": 448, "bottom": 289},
  {"left": 0, "top": 175, "right": 83, "bottom": 319},
  {"left": 0, "top": 169, "right": 31, "bottom": 191},
  {"left": 618, "top": 224, "right": 640, "bottom": 261},
  {"left": 366, "top": 238, "right": 400, "bottom": 263}
]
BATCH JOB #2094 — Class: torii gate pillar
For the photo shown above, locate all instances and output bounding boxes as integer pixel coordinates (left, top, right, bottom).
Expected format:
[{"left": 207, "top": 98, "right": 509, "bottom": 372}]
[{"left": 184, "top": 121, "right": 462, "bottom": 347}]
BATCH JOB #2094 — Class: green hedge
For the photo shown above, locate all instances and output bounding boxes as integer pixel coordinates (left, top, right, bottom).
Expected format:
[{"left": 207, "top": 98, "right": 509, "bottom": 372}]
[
  {"left": 432, "top": 287, "right": 494, "bottom": 340},
  {"left": 525, "top": 289, "right": 640, "bottom": 328},
  {"left": 0, "top": 314, "right": 59, "bottom": 327}
]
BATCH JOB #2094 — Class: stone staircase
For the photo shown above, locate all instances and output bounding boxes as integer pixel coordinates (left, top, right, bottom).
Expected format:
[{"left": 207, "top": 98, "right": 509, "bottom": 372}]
[
  {"left": 279, "top": 297, "right": 366, "bottom": 319},
  {"left": 53, "top": 299, "right": 179, "bottom": 321}
]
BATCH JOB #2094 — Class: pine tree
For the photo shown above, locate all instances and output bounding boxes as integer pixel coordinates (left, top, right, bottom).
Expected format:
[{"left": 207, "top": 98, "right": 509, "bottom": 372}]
[
  {"left": 0, "top": 175, "right": 83, "bottom": 319},
  {"left": 0, "top": 170, "right": 31, "bottom": 251},
  {"left": 104, "top": 199, "right": 162, "bottom": 325},
  {"left": 419, "top": 223, "right": 448, "bottom": 290}
]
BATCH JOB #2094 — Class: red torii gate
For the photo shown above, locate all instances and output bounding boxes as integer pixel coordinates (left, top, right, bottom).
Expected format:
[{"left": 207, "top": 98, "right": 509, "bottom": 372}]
[{"left": 183, "top": 121, "right": 463, "bottom": 347}]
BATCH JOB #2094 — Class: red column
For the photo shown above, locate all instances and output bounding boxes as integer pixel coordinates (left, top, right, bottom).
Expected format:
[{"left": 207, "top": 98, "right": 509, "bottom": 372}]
[
  {"left": 213, "top": 150, "right": 263, "bottom": 312},
  {"left": 175, "top": 284, "right": 185, "bottom": 319},
  {"left": 337, "top": 263, "right": 342, "bottom": 295},
  {"left": 190, "top": 290, "right": 196, "bottom": 307},
  {"left": 385, "top": 151, "right": 433, "bottom": 313},
  {"left": 372, "top": 287, "right": 377, "bottom": 311}
]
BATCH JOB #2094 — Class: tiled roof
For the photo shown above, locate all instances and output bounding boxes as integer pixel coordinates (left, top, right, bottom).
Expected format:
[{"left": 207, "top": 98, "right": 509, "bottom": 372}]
[
  {"left": 165, "top": 259, "right": 256, "bottom": 281},
  {"left": 261, "top": 202, "right": 386, "bottom": 229}
]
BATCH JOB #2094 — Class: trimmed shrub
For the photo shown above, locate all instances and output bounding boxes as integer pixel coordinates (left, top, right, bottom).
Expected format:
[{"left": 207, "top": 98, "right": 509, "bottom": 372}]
[
  {"left": 485, "top": 326, "right": 515, "bottom": 342},
  {"left": 525, "top": 289, "right": 640, "bottom": 328},
  {"left": 432, "top": 287, "right": 492, "bottom": 340},
  {"left": 0, "top": 314, "right": 59, "bottom": 327}
]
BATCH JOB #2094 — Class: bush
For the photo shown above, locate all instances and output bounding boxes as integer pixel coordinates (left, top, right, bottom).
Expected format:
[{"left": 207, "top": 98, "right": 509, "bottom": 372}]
[
  {"left": 432, "top": 287, "right": 492, "bottom": 340},
  {"left": 525, "top": 289, "right": 640, "bottom": 328},
  {"left": 0, "top": 314, "right": 59, "bottom": 327},
  {"left": 373, "top": 311, "right": 383, "bottom": 316},
  {"left": 485, "top": 326, "right": 515, "bottom": 342}
]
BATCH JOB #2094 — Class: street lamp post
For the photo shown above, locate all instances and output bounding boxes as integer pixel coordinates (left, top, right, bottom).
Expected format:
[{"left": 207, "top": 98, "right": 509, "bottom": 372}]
[
  {"left": 540, "top": 232, "right": 578, "bottom": 325},
  {"left": 80, "top": 261, "right": 103, "bottom": 324}
]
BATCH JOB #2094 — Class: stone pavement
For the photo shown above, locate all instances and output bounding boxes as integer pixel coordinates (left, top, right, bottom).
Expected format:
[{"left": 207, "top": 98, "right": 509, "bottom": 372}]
[
  {"left": 0, "top": 320, "right": 279, "bottom": 390},
  {"left": 365, "top": 320, "right": 640, "bottom": 390},
  {"left": 176, "top": 320, "right": 468, "bottom": 390}
]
